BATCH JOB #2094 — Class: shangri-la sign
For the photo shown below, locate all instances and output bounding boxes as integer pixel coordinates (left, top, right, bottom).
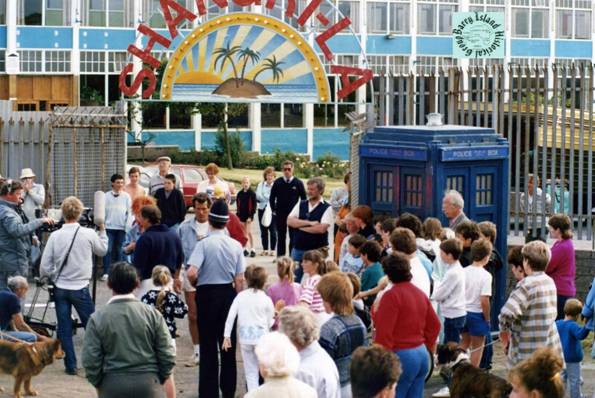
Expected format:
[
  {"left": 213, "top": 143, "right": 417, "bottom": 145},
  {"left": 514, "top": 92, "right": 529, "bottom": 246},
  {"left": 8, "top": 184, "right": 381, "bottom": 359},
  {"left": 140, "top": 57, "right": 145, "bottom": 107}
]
[{"left": 118, "top": 0, "right": 373, "bottom": 103}]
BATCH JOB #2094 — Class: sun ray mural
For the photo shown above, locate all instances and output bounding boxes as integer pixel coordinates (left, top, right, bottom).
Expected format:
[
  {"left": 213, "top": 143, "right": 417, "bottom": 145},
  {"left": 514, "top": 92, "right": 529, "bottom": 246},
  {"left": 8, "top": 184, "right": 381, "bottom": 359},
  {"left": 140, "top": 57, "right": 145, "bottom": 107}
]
[{"left": 161, "top": 13, "right": 331, "bottom": 103}]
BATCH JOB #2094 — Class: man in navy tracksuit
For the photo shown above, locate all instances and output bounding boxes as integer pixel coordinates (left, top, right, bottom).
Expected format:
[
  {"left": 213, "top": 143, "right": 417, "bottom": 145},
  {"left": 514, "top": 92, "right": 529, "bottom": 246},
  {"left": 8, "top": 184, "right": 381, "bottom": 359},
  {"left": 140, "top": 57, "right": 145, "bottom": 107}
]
[{"left": 269, "top": 160, "right": 306, "bottom": 258}]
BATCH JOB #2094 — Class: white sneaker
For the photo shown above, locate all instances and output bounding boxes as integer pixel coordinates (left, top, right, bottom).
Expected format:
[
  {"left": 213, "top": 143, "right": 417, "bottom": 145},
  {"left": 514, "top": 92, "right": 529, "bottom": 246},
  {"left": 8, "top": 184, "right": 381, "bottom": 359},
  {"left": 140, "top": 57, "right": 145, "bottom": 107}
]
[
  {"left": 185, "top": 352, "right": 200, "bottom": 367},
  {"left": 432, "top": 387, "right": 450, "bottom": 397},
  {"left": 101, "top": 274, "right": 108, "bottom": 282}
]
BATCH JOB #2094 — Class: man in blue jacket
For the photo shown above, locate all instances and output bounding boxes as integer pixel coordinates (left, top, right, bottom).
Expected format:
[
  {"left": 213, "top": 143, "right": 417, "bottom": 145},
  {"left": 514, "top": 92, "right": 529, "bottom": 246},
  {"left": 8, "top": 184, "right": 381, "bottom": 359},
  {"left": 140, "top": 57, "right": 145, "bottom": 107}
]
[
  {"left": 133, "top": 205, "right": 183, "bottom": 297},
  {"left": 0, "top": 180, "right": 53, "bottom": 290}
]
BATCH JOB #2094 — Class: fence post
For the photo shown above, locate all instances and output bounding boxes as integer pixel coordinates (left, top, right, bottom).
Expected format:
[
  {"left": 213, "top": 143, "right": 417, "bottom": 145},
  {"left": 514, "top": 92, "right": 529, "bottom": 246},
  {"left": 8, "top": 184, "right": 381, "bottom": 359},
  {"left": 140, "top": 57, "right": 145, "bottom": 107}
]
[{"left": 193, "top": 112, "right": 202, "bottom": 151}]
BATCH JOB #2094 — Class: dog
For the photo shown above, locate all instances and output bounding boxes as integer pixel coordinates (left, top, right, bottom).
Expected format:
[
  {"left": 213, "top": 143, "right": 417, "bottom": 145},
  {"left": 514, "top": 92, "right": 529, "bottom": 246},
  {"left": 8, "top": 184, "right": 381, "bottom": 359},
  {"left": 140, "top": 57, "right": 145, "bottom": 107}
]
[
  {"left": 436, "top": 342, "right": 512, "bottom": 398},
  {"left": 0, "top": 338, "right": 64, "bottom": 398}
]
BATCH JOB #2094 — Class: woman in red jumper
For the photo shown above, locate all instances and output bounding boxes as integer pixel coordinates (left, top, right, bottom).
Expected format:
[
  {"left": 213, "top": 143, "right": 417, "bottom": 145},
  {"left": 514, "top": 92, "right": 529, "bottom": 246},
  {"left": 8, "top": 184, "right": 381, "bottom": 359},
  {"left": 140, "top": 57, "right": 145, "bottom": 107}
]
[
  {"left": 373, "top": 253, "right": 440, "bottom": 398},
  {"left": 546, "top": 214, "right": 576, "bottom": 320}
]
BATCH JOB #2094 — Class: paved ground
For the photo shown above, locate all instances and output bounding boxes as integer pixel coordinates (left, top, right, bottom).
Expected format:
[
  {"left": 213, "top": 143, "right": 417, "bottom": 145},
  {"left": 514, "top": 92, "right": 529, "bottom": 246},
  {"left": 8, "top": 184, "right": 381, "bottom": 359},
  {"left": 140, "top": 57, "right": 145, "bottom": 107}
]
[{"left": 2, "top": 217, "right": 595, "bottom": 398}]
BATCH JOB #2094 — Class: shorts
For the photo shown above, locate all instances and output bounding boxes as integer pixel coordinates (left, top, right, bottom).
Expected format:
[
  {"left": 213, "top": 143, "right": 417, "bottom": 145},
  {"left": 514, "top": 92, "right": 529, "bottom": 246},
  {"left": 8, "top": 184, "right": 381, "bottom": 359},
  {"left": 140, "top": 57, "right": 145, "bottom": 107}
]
[
  {"left": 180, "top": 269, "right": 196, "bottom": 293},
  {"left": 463, "top": 312, "right": 490, "bottom": 337}
]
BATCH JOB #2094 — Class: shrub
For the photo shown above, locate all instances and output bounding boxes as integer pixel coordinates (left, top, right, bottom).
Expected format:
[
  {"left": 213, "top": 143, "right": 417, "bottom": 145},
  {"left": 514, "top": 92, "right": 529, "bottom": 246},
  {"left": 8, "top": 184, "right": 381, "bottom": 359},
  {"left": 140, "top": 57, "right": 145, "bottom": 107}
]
[{"left": 215, "top": 129, "right": 245, "bottom": 168}]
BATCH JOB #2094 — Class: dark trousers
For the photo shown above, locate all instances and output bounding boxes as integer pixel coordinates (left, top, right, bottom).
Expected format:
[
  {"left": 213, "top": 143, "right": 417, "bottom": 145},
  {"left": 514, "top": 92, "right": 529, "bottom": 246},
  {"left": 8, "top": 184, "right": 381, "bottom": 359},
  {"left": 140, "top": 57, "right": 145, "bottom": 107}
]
[
  {"left": 557, "top": 295, "right": 572, "bottom": 320},
  {"left": 196, "top": 284, "right": 237, "bottom": 398},
  {"left": 54, "top": 286, "right": 95, "bottom": 371},
  {"left": 98, "top": 373, "right": 162, "bottom": 398},
  {"left": 258, "top": 209, "right": 277, "bottom": 251},
  {"left": 275, "top": 214, "right": 294, "bottom": 257},
  {"left": 104, "top": 229, "right": 125, "bottom": 275}
]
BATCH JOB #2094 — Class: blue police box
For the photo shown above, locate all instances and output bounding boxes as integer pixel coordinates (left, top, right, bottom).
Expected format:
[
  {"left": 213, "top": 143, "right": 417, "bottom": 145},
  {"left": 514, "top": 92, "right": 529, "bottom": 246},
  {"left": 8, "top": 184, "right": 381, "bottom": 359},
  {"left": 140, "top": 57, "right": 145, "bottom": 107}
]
[{"left": 358, "top": 123, "right": 509, "bottom": 328}]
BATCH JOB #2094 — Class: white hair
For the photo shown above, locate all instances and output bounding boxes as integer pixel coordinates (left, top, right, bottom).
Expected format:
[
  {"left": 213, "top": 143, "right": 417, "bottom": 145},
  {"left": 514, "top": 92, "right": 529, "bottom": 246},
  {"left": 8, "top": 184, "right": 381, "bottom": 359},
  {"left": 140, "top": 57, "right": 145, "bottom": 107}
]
[
  {"left": 255, "top": 332, "right": 300, "bottom": 378},
  {"left": 444, "top": 190, "right": 464, "bottom": 209},
  {"left": 279, "top": 305, "right": 320, "bottom": 349},
  {"left": 7, "top": 276, "right": 28, "bottom": 290}
]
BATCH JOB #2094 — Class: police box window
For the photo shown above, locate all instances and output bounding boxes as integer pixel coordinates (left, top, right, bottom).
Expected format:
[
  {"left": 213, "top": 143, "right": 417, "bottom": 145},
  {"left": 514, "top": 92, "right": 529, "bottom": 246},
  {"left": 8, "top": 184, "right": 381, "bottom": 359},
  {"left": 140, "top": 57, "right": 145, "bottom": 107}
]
[
  {"left": 476, "top": 174, "right": 494, "bottom": 206},
  {"left": 404, "top": 175, "right": 423, "bottom": 208},
  {"left": 446, "top": 175, "right": 464, "bottom": 193},
  {"left": 374, "top": 171, "right": 393, "bottom": 203}
]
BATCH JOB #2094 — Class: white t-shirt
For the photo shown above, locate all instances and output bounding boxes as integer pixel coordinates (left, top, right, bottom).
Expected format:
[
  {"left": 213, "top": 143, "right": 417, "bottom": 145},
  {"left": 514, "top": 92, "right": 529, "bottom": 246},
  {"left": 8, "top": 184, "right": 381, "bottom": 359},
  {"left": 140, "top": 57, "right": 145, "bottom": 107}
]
[
  {"left": 410, "top": 256, "right": 431, "bottom": 298},
  {"left": 196, "top": 178, "right": 230, "bottom": 199},
  {"left": 223, "top": 289, "right": 275, "bottom": 345},
  {"left": 464, "top": 265, "right": 492, "bottom": 313}
]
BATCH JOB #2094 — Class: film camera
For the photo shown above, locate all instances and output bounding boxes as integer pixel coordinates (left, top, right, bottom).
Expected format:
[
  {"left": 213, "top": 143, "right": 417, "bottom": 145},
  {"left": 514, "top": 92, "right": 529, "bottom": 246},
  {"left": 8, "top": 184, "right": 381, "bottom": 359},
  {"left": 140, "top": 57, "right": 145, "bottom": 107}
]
[{"left": 35, "top": 207, "right": 96, "bottom": 232}]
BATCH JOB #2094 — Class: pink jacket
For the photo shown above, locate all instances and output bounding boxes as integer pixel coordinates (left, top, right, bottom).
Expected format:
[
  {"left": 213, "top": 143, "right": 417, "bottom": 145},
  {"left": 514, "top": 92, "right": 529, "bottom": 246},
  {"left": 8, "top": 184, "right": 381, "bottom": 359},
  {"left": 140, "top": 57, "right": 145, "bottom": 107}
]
[{"left": 546, "top": 238, "right": 576, "bottom": 297}]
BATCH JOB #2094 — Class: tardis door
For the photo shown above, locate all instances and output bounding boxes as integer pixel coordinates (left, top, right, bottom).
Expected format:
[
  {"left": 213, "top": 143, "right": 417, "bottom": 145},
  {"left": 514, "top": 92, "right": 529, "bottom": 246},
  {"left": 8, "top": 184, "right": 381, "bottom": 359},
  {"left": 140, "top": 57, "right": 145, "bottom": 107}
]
[{"left": 367, "top": 164, "right": 399, "bottom": 215}]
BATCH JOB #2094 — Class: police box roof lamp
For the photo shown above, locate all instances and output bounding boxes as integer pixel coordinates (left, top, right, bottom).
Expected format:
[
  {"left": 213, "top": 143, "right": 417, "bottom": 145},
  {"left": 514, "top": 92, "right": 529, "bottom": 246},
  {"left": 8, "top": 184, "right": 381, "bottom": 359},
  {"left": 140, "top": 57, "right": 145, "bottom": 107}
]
[
  {"left": 426, "top": 113, "right": 444, "bottom": 127},
  {"left": 346, "top": 111, "right": 371, "bottom": 135}
]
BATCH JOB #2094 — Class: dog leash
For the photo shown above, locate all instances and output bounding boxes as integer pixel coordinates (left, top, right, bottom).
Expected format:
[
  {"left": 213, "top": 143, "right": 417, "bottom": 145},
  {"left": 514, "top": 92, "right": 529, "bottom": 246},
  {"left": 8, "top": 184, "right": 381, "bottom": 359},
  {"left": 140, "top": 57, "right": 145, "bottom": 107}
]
[{"left": 468, "top": 337, "right": 499, "bottom": 354}]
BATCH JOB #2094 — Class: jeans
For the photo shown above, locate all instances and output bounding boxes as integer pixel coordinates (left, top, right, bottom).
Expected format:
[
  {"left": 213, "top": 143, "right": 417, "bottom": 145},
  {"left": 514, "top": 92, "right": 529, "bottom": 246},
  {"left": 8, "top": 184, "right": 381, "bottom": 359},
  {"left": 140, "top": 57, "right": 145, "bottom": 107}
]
[
  {"left": 0, "top": 330, "right": 37, "bottom": 343},
  {"left": 395, "top": 345, "right": 429, "bottom": 398},
  {"left": 103, "top": 229, "right": 125, "bottom": 275},
  {"left": 443, "top": 315, "right": 466, "bottom": 344},
  {"left": 564, "top": 362, "right": 582, "bottom": 398},
  {"left": 54, "top": 286, "right": 95, "bottom": 371},
  {"left": 257, "top": 209, "right": 277, "bottom": 251},
  {"left": 291, "top": 248, "right": 307, "bottom": 283}
]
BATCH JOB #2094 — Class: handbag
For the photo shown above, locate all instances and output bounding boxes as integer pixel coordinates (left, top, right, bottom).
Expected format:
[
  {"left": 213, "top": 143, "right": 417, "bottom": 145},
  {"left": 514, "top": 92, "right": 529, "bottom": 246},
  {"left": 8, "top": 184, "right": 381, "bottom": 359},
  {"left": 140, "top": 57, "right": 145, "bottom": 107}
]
[
  {"left": 262, "top": 204, "right": 272, "bottom": 228},
  {"left": 48, "top": 226, "right": 80, "bottom": 302}
]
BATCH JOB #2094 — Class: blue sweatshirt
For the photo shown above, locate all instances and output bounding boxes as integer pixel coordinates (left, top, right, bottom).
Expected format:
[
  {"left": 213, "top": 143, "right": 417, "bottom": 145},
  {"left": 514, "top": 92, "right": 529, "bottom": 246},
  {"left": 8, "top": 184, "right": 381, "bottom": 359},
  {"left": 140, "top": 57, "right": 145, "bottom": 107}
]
[{"left": 555, "top": 319, "right": 590, "bottom": 363}]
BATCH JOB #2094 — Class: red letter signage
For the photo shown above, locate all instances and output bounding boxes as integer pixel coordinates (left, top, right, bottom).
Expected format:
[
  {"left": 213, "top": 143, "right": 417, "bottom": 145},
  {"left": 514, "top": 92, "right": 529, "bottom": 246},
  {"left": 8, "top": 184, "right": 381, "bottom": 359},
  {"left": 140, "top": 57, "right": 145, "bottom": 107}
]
[
  {"left": 331, "top": 65, "right": 373, "bottom": 99},
  {"left": 160, "top": 0, "right": 197, "bottom": 39}
]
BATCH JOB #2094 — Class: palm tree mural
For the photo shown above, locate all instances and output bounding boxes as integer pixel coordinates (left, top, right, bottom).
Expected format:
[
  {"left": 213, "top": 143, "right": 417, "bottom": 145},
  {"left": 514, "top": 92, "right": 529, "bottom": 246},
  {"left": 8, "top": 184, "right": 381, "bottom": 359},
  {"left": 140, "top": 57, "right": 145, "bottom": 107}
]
[
  {"left": 252, "top": 56, "right": 284, "bottom": 83},
  {"left": 211, "top": 43, "right": 285, "bottom": 98}
]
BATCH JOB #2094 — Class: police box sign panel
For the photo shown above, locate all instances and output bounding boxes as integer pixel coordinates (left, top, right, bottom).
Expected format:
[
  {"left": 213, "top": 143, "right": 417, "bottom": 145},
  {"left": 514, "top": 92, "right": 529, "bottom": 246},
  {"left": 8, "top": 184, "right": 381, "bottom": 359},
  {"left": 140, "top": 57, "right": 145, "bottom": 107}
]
[{"left": 452, "top": 12, "right": 505, "bottom": 59}]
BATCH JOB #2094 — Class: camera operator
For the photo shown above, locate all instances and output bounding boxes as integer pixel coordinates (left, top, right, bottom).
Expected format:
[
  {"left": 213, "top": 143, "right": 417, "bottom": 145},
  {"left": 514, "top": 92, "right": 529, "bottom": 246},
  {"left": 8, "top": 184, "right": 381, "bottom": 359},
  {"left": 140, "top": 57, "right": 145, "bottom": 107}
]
[
  {"left": 40, "top": 196, "right": 108, "bottom": 376},
  {"left": 0, "top": 180, "right": 54, "bottom": 290}
]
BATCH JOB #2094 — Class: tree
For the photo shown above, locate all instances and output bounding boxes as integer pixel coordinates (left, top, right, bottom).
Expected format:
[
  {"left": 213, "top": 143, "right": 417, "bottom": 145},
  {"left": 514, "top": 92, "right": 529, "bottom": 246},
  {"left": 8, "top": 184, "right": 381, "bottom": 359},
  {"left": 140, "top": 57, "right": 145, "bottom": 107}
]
[
  {"left": 238, "top": 47, "right": 260, "bottom": 81},
  {"left": 213, "top": 43, "right": 242, "bottom": 87},
  {"left": 252, "top": 55, "right": 285, "bottom": 83}
]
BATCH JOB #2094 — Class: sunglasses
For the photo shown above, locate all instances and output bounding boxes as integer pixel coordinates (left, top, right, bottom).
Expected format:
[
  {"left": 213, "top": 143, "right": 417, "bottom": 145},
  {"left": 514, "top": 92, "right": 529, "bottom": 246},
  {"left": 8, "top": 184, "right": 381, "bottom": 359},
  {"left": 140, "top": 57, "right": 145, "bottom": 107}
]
[{"left": 283, "top": 168, "right": 292, "bottom": 171}]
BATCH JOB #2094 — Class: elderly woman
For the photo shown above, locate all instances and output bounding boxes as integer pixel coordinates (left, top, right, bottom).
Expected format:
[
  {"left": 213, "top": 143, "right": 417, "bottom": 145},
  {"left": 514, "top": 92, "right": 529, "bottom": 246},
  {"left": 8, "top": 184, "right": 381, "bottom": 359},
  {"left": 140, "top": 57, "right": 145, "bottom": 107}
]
[
  {"left": 40, "top": 196, "right": 108, "bottom": 375},
  {"left": 373, "top": 253, "right": 440, "bottom": 398},
  {"left": 123, "top": 195, "right": 157, "bottom": 262},
  {"left": 245, "top": 332, "right": 316, "bottom": 398},
  {"left": 279, "top": 306, "right": 341, "bottom": 398},
  {"left": 196, "top": 162, "right": 230, "bottom": 201},
  {"left": 255, "top": 166, "right": 277, "bottom": 256},
  {"left": 546, "top": 214, "right": 576, "bottom": 319}
]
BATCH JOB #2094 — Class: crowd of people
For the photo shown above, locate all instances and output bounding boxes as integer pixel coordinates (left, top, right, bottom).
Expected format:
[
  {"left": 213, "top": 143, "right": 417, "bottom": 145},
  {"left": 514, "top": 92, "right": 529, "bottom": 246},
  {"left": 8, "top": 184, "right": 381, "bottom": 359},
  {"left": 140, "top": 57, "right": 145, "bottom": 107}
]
[{"left": 0, "top": 158, "right": 591, "bottom": 398}]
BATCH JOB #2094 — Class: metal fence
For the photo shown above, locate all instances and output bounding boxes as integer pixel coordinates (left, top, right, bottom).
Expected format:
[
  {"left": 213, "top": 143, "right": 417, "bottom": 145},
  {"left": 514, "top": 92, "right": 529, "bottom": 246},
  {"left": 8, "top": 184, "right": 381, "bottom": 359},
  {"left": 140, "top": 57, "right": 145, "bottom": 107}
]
[
  {"left": 0, "top": 101, "right": 127, "bottom": 208},
  {"left": 373, "top": 65, "right": 595, "bottom": 241}
]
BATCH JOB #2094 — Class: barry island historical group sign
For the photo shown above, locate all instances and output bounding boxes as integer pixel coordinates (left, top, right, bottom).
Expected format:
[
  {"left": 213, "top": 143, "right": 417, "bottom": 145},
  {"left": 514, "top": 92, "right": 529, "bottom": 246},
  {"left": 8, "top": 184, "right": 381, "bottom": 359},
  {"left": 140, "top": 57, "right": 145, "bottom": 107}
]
[{"left": 452, "top": 12, "right": 505, "bottom": 59}]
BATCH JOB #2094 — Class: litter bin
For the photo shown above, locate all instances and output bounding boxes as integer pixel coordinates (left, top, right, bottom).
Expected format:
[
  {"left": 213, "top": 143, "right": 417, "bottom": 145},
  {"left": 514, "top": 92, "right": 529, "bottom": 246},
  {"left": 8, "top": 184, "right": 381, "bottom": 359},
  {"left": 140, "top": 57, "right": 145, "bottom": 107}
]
[{"left": 358, "top": 122, "right": 509, "bottom": 328}]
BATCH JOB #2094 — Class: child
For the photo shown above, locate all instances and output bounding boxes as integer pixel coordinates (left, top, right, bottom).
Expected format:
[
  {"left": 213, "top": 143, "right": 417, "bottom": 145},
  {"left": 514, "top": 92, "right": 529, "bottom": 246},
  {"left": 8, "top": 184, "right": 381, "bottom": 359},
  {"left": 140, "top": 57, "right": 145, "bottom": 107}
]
[
  {"left": 359, "top": 240, "right": 384, "bottom": 307},
  {"left": 299, "top": 249, "right": 334, "bottom": 326},
  {"left": 340, "top": 234, "right": 366, "bottom": 275},
  {"left": 236, "top": 176, "right": 257, "bottom": 257},
  {"left": 423, "top": 217, "right": 443, "bottom": 259},
  {"left": 461, "top": 239, "right": 493, "bottom": 367},
  {"left": 154, "top": 174, "right": 186, "bottom": 232},
  {"left": 345, "top": 272, "right": 371, "bottom": 329},
  {"left": 508, "top": 246, "right": 525, "bottom": 283},
  {"left": 431, "top": 238, "right": 466, "bottom": 344},
  {"left": 379, "top": 218, "right": 396, "bottom": 257},
  {"left": 266, "top": 257, "right": 301, "bottom": 328},
  {"left": 141, "top": 266, "right": 188, "bottom": 398},
  {"left": 555, "top": 299, "right": 590, "bottom": 398},
  {"left": 222, "top": 265, "right": 274, "bottom": 391},
  {"left": 454, "top": 220, "right": 481, "bottom": 267},
  {"left": 508, "top": 348, "right": 564, "bottom": 398},
  {"left": 338, "top": 214, "right": 360, "bottom": 266}
]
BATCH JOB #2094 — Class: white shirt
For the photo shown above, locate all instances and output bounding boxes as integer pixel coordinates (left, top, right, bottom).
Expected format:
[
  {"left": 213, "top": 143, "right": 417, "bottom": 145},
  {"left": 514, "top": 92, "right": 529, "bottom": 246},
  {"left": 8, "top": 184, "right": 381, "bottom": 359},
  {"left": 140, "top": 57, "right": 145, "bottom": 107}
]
[
  {"left": 223, "top": 289, "right": 274, "bottom": 345},
  {"left": 464, "top": 265, "right": 492, "bottom": 313},
  {"left": 296, "top": 341, "right": 341, "bottom": 398},
  {"left": 410, "top": 256, "right": 431, "bottom": 298},
  {"left": 431, "top": 262, "right": 466, "bottom": 318},
  {"left": 196, "top": 178, "right": 230, "bottom": 199}
]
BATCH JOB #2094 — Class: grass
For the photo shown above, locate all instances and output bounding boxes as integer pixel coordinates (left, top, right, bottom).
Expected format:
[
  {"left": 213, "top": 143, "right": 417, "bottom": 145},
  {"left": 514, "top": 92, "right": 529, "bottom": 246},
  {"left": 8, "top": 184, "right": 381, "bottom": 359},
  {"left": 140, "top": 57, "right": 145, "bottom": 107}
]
[{"left": 218, "top": 167, "right": 344, "bottom": 199}]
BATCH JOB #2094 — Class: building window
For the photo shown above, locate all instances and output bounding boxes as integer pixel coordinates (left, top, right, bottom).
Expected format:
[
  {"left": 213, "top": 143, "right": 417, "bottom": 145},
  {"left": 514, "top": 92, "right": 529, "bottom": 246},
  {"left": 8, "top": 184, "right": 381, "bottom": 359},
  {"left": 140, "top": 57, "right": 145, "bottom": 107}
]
[
  {"left": 81, "top": 51, "right": 106, "bottom": 73},
  {"left": 262, "top": 104, "right": 281, "bottom": 127},
  {"left": 0, "top": 51, "right": 5, "bottom": 73},
  {"left": 87, "top": 0, "right": 106, "bottom": 26},
  {"left": 374, "top": 171, "right": 394, "bottom": 203},
  {"left": 418, "top": 0, "right": 457, "bottom": 35},
  {"left": 556, "top": 0, "right": 591, "bottom": 39},
  {"left": 367, "top": 2, "right": 387, "bottom": 33},
  {"left": 416, "top": 56, "right": 457, "bottom": 74},
  {"left": 390, "top": 2, "right": 410, "bottom": 33},
  {"left": 511, "top": 0, "right": 549, "bottom": 38},
  {"left": 17, "top": 103, "right": 39, "bottom": 111},
  {"left": 19, "top": 50, "right": 43, "bottom": 72},
  {"left": 46, "top": 0, "right": 67, "bottom": 25},
  {"left": 0, "top": 0, "right": 5, "bottom": 24},
  {"left": 404, "top": 175, "right": 423, "bottom": 207},
  {"left": 108, "top": 52, "right": 127, "bottom": 73},
  {"left": 338, "top": 1, "right": 359, "bottom": 33},
  {"left": 45, "top": 50, "right": 71, "bottom": 72},
  {"left": 284, "top": 104, "right": 303, "bottom": 128},
  {"left": 367, "top": 55, "right": 387, "bottom": 74},
  {"left": 314, "top": 104, "right": 335, "bottom": 127},
  {"left": 389, "top": 55, "right": 409, "bottom": 74},
  {"left": 475, "top": 174, "right": 493, "bottom": 205}
]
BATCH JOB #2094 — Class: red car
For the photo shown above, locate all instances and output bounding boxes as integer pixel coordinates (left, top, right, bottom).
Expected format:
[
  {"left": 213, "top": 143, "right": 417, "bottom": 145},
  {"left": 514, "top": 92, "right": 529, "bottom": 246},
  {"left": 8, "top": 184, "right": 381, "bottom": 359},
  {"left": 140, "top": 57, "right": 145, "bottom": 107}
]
[{"left": 144, "top": 164, "right": 208, "bottom": 208}]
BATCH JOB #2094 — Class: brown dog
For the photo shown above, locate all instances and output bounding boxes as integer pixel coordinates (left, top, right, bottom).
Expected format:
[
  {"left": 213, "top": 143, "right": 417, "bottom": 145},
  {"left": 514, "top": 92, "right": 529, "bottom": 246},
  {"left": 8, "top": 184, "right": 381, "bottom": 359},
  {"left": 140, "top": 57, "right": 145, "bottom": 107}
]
[
  {"left": 436, "top": 342, "right": 511, "bottom": 398},
  {"left": 0, "top": 338, "right": 64, "bottom": 398}
]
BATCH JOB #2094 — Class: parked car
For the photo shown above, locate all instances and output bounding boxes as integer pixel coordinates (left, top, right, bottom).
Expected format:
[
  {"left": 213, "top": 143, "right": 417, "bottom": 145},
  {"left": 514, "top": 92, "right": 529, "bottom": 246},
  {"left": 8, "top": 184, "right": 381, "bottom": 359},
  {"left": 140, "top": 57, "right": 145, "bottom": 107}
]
[{"left": 144, "top": 164, "right": 208, "bottom": 208}]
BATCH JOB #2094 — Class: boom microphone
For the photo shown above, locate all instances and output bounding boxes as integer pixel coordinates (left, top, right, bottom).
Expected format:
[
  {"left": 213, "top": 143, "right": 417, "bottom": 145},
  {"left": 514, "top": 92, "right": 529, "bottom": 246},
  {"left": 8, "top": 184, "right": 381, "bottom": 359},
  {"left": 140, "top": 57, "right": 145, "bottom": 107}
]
[{"left": 94, "top": 191, "right": 105, "bottom": 226}]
